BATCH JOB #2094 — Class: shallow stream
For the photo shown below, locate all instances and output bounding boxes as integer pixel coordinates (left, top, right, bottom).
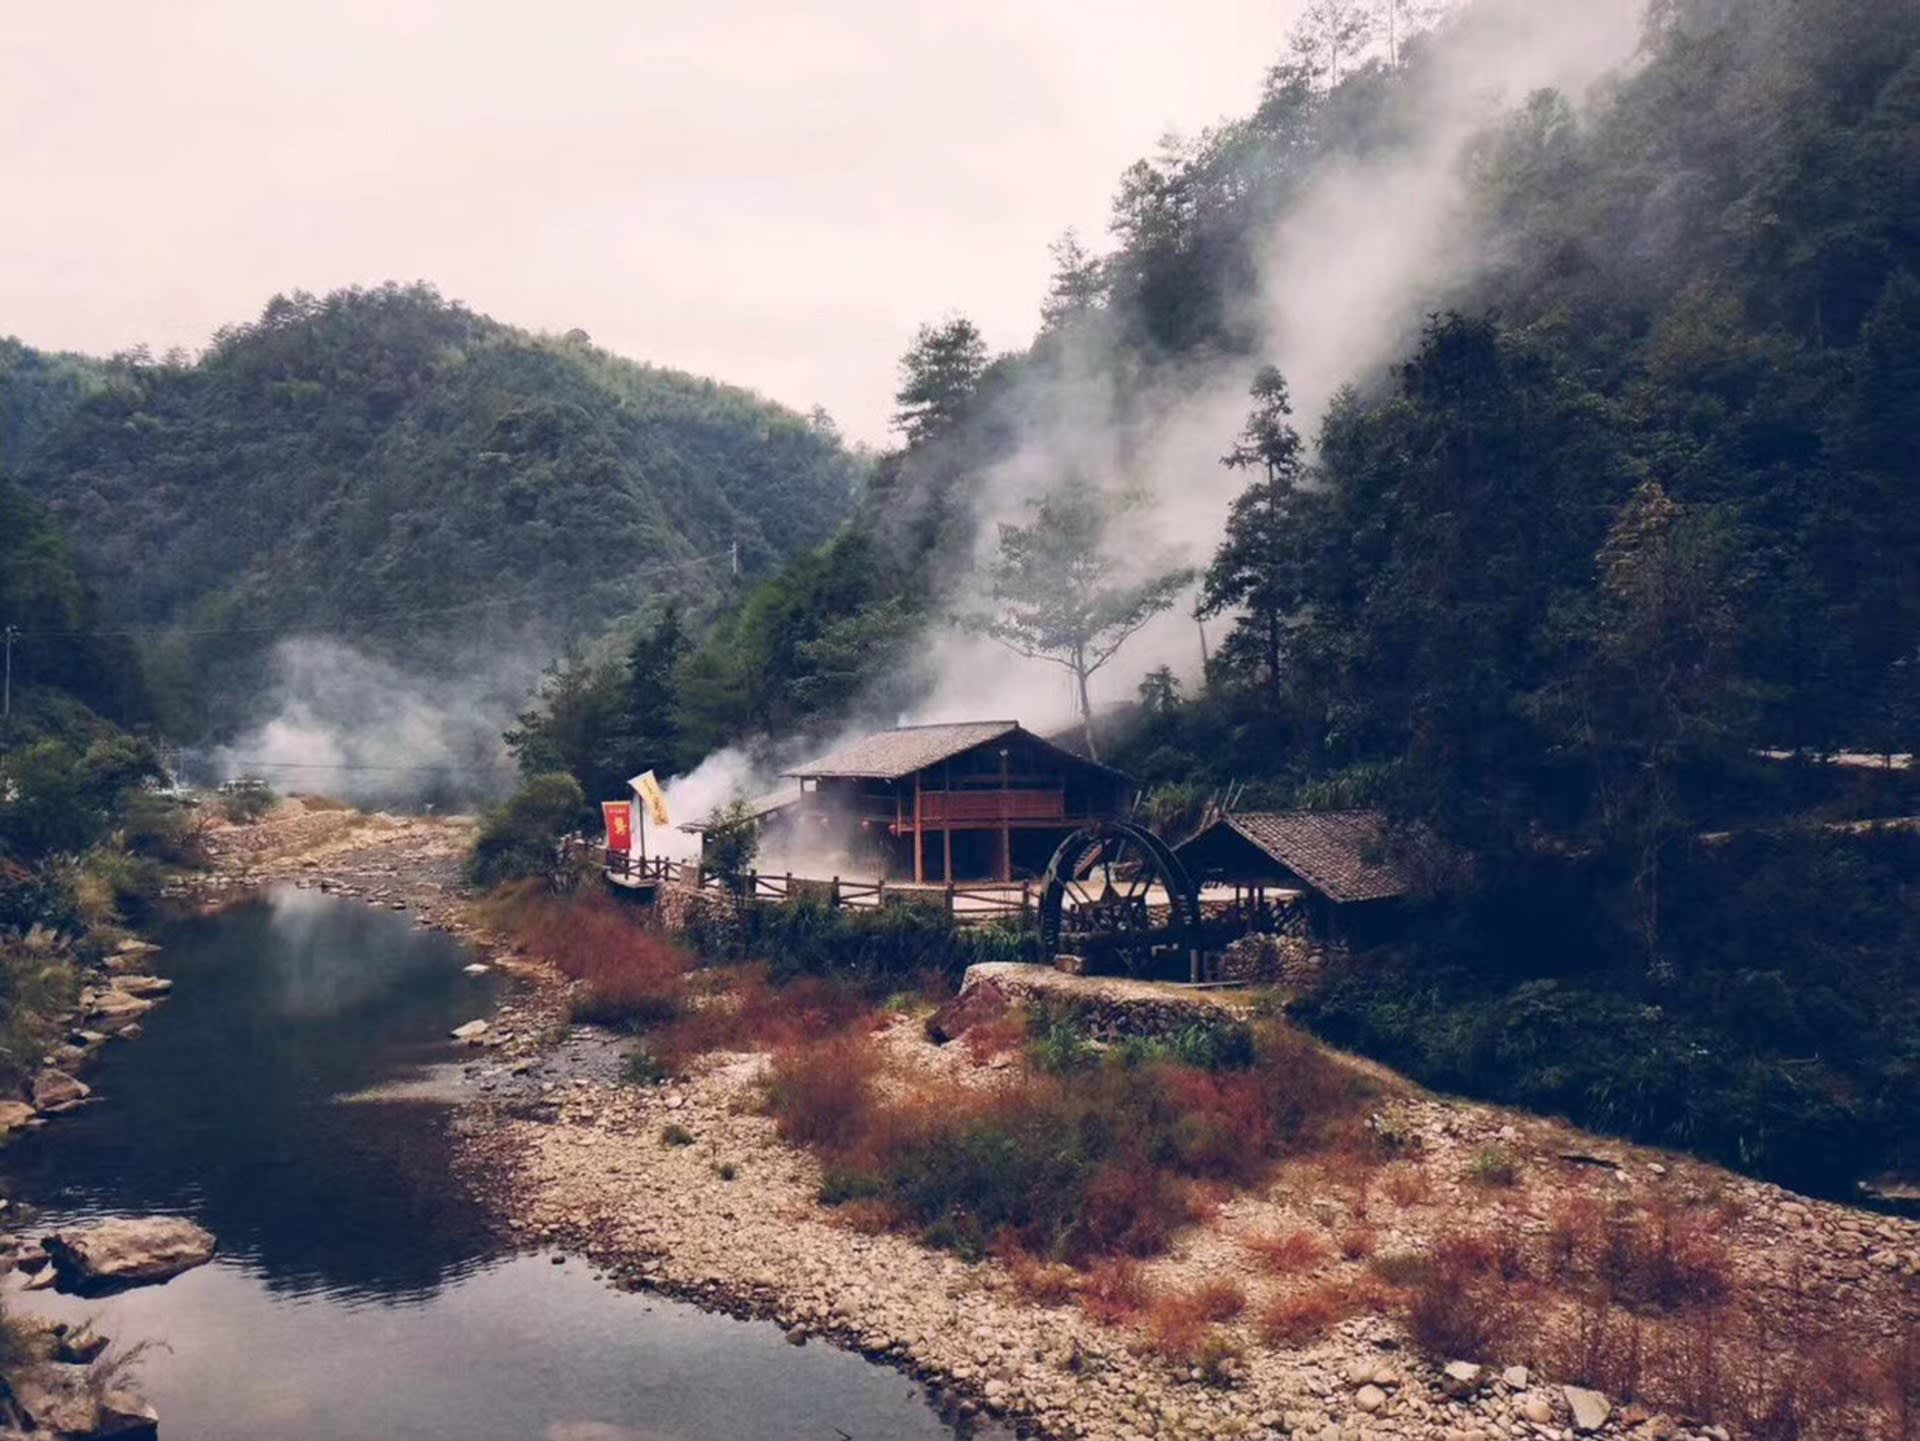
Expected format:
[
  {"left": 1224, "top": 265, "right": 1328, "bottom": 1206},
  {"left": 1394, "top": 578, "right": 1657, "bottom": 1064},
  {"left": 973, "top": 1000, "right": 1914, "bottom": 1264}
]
[{"left": 2, "top": 888, "right": 996, "bottom": 1441}]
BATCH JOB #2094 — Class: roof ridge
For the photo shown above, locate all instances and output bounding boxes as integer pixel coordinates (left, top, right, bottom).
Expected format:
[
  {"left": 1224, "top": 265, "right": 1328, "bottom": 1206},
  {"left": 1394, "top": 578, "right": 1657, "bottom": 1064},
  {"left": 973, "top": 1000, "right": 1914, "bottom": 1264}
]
[{"left": 881, "top": 720, "right": 1019, "bottom": 732}]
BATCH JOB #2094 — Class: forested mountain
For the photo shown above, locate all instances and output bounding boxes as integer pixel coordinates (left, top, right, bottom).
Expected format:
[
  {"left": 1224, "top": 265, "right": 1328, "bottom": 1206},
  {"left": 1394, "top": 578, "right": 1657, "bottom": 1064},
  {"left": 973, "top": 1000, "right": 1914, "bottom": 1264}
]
[
  {"left": 499, "top": 0, "right": 1918, "bottom": 1191},
  {"left": 590, "top": 0, "right": 1915, "bottom": 795},
  {"left": 1, "top": 284, "right": 865, "bottom": 738}
]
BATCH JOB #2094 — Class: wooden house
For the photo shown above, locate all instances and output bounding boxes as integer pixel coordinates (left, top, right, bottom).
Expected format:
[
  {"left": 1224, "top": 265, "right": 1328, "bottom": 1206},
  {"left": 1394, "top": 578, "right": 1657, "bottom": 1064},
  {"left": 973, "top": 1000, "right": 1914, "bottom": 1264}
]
[
  {"left": 767, "top": 721, "right": 1132, "bottom": 883},
  {"left": 1175, "top": 810, "right": 1412, "bottom": 945}
]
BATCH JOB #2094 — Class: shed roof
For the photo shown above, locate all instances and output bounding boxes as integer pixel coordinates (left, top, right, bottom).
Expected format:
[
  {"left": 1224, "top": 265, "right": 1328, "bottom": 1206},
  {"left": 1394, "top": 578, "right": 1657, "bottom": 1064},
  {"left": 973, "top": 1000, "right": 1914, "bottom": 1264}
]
[{"left": 1182, "top": 810, "right": 1410, "bottom": 903}]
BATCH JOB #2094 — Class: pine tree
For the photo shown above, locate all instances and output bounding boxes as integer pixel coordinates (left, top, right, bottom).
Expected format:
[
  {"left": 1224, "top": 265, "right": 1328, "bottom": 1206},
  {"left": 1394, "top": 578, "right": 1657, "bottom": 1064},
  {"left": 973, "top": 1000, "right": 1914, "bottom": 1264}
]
[{"left": 1198, "top": 366, "right": 1306, "bottom": 708}]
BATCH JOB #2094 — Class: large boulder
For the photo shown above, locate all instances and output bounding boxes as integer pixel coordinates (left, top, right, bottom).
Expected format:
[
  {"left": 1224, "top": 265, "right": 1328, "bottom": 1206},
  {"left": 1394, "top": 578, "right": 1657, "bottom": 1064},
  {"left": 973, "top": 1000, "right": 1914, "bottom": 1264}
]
[
  {"left": 80, "top": 990, "right": 152, "bottom": 1036},
  {"left": 107, "top": 976, "right": 171, "bottom": 999},
  {"left": 8, "top": 1366, "right": 159, "bottom": 1440},
  {"left": 43, "top": 1216, "right": 216, "bottom": 1290},
  {"left": 31, "top": 1070, "right": 91, "bottom": 1113},
  {"left": 0, "top": 1099, "right": 38, "bottom": 1138},
  {"left": 925, "top": 979, "right": 1011, "bottom": 1044},
  {"left": 1563, "top": 1385, "right": 1611, "bottom": 1434}
]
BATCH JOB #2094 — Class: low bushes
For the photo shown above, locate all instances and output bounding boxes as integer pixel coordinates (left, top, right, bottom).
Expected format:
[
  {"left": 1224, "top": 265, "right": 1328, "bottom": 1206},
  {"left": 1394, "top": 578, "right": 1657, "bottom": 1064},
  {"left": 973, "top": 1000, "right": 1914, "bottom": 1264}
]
[
  {"left": 502, "top": 889, "right": 690, "bottom": 1030},
  {"left": 764, "top": 1017, "right": 1375, "bottom": 1265},
  {"left": 685, "top": 896, "right": 1037, "bottom": 990},
  {"left": 467, "top": 773, "right": 583, "bottom": 888},
  {"left": 1298, "top": 829, "right": 1920, "bottom": 1196}
]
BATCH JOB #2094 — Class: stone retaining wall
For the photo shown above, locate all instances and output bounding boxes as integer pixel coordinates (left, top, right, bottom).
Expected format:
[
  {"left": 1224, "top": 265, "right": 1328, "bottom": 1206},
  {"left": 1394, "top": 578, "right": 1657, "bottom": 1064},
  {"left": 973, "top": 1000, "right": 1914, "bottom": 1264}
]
[{"left": 957, "top": 962, "right": 1252, "bottom": 1044}]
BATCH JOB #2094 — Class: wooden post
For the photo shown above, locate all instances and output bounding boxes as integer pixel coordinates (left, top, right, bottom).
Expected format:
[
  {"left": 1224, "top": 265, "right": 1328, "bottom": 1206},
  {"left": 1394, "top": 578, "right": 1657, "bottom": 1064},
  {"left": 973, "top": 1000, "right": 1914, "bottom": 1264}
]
[
  {"left": 945, "top": 881, "right": 955, "bottom": 915},
  {"left": 942, "top": 760, "right": 954, "bottom": 885},
  {"left": 830, "top": 875, "right": 841, "bottom": 908},
  {"left": 914, "top": 772, "right": 924, "bottom": 884},
  {"left": 998, "top": 746, "right": 1012, "bottom": 883}
]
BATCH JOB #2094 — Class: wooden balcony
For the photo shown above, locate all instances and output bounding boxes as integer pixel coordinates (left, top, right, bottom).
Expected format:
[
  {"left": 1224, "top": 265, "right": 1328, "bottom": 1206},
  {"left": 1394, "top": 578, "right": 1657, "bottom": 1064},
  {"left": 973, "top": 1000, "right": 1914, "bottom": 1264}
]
[{"left": 916, "top": 789, "right": 1066, "bottom": 825}]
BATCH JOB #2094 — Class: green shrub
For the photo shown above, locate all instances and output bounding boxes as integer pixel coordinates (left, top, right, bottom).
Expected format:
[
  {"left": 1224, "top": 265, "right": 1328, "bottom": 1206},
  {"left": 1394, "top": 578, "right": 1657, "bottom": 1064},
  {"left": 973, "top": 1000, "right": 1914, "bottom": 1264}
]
[
  {"left": 1296, "top": 831, "right": 1920, "bottom": 1199},
  {"left": 1467, "top": 1144, "right": 1519, "bottom": 1188},
  {"left": 467, "top": 772, "right": 584, "bottom": 887},
  {"left": 621, "top": 1048, "right": 667, "bottom": 1086},
  {"left": 215, "top": 778, "right": 277, "bottom": 824}
]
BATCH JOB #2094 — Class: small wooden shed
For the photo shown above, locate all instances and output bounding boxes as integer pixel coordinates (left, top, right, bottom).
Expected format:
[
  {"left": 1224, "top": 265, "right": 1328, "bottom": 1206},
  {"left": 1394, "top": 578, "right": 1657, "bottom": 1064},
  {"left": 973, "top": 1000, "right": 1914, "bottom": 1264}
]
[{"left": 1176, "top": 810, "right": 1411, "bottom": 945}]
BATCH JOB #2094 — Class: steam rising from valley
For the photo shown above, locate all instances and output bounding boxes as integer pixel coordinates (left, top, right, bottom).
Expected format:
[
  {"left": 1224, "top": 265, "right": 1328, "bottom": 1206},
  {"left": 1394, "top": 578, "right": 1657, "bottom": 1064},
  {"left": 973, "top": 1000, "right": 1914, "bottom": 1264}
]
[
  {"left": 871, "top": 0, "right": 1652, "bottom": 748},
  {"left": 203, "top": 638, "right": 521, "bottom": 810},
  {"left": 208, "top": 0, "right": 1652, "bottom": 825}
]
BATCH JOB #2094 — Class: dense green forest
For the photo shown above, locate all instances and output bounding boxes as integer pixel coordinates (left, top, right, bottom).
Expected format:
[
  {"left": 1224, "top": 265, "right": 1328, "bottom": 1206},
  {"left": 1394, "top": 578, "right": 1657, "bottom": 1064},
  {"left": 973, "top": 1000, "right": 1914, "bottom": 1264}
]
[
  {"left": 506, "top": 0, "right": 1920, "bottom": 1194},
  {"left": 0, "top": 482, "right": 187, "bottom": 1089},
  {"left": 1, "top": 283, "right": 865, "bottom": 739}
]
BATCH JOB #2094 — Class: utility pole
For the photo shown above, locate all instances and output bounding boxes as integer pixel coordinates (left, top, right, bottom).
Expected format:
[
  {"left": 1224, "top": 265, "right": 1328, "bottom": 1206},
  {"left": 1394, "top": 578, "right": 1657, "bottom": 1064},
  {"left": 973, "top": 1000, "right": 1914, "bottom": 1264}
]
[{"left": 3, "top": 624, "right": 16, "bottom": 722}]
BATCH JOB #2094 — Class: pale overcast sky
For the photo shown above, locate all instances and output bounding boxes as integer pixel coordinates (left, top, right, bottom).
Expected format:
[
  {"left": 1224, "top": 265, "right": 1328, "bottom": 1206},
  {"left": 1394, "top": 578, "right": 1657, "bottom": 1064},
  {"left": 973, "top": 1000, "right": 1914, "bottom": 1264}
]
[{"left": 2, "top": 1, "right": 1296, "bottom": 443}]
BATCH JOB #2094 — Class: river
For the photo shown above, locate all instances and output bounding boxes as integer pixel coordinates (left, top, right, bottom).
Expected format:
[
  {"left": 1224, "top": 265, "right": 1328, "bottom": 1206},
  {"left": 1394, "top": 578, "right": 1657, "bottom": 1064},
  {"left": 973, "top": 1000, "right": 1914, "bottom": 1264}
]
[{"left": 1, "top": 887, "right": 1003, "bottom": 1441}]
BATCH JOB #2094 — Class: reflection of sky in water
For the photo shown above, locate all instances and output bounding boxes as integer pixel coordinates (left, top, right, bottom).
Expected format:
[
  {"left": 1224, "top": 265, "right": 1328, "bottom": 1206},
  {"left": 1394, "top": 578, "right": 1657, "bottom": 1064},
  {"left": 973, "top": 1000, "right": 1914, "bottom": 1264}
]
[{"left": 2, "top": 890, "right": 999, "bottom": 1441}]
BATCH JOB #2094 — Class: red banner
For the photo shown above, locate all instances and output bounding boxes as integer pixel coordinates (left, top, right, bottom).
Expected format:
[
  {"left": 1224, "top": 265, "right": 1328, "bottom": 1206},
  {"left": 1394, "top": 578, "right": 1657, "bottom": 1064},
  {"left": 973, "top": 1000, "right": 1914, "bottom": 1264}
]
[{"left": 602, "top": 800, "right": 634, "bottom": 854}]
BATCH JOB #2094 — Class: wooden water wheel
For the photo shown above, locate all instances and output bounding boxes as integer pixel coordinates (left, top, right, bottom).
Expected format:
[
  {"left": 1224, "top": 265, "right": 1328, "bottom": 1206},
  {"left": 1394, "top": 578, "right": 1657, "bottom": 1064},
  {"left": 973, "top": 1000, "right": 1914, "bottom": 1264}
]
[{"left": 1037, "top": 820, "right": 1200, "bottom": 978}]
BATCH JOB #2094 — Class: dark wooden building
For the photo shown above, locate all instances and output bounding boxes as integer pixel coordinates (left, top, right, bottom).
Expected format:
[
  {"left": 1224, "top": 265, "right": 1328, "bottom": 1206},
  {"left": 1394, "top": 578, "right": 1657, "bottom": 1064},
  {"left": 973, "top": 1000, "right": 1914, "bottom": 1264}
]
[
  {"left": 772, "top": 721, "right": 1132, "bottom": 883},
  {"left": 1175, "top": 810, "right": 1411, "bottom": 945}
]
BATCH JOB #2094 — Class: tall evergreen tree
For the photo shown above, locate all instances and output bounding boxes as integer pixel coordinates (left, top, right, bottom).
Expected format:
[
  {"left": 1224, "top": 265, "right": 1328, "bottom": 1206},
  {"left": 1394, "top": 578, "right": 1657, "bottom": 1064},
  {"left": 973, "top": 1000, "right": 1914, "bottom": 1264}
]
[
  {"left": 1198, "top": 366, "right": 1307, "bottom": 708},
  {"left": 891, "top": 317, "right": 987, "bottom": 447}
]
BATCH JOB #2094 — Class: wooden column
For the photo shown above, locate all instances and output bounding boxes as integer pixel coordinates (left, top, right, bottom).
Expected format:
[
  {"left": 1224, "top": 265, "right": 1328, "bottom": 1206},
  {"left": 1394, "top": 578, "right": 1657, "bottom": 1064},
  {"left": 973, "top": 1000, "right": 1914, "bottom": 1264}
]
[
  {"left": 998, "top": 746, "right": 1012, "bottom": 882},
  {"left": 942, "top": 761, "right": 953, "bottom": 884},
  {"left": 914, "top": 771, "right": 924, "bottom": 883}
]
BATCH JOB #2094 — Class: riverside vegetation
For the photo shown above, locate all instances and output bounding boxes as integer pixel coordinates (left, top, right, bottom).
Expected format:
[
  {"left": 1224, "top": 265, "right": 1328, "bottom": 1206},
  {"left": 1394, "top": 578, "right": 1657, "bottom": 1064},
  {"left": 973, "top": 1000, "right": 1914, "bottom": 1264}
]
[
  {"left": 468, "top": 883, "right": 1920, "bottom": 1441},
  {"left": 489, "top": 0, "right": 1920, "bottom": 1203}
]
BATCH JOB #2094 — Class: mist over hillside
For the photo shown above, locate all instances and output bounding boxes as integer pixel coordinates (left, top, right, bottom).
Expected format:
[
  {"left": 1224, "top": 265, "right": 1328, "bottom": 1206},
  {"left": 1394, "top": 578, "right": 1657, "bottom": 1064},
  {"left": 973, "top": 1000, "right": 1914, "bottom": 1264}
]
[{"left": 1, "top": 283, "right": 866, "bottom": 801}]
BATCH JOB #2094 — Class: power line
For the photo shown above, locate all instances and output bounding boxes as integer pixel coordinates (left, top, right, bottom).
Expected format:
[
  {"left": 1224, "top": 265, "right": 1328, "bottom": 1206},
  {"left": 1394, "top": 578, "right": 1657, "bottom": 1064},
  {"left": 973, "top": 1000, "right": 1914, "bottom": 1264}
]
[
  {"left": 10, "top": 547, "right": 739, "bottom": 641},
  {"left": 200, "top": 758, "right": 507, "bottom": 774}
]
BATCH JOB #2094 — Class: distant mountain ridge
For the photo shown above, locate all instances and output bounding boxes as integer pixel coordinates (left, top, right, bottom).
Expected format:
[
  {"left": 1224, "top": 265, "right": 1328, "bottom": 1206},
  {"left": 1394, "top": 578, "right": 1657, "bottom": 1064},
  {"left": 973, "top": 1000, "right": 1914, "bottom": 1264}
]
[{"left": 0, "top": 283, "right": 864, "bottom": 735}]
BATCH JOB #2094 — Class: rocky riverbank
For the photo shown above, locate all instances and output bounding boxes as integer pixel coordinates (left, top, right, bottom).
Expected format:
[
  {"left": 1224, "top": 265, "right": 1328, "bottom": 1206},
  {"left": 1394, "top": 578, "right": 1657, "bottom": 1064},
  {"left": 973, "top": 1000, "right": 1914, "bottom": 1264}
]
[{"left": 184, "top": 802, "right": 1920, "bottom": 1441}]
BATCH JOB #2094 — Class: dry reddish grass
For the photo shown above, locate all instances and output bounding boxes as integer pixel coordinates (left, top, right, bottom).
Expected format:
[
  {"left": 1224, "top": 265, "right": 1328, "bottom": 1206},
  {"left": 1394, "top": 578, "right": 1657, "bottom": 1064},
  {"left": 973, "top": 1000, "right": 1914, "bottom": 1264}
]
[
  {"left": 1543, "top": 1190, "right": 1734, "bottom": 1313},
  {"left": 961, "top": 1010, "right": 1029, "bottom": 1064},
  {"left": 764, "top": 1035, "right": 879, "bottom": 1150},
  {"left": 1337, "top": 1224, "right": 1379, "bottom": 1261},
  {"left": 1189, "top": 1277, "right": 1247, "bottom": 1322},
  {"left": 1079, "top": 1258, "right": 1151, "bottom": 1327},
  {"left": 1245, "top": 1225, "right": 1330, "bottom": 1275},
  {"left": 1258, "top": 1276, "right": 1389, "bottom": 1347},
  {"left": 999, "top": 1249, "right": 1079, "bottom": 1307},
  {"left": 1402, "top": 1230, "right": 1524, "bottom": 1362},
  {"left": 507, "top": 891, "right": 692, "bottom": 1029},
  {"left": 1381, "top": 1161, "right": 1434, "bottom": 1208},
  {"left": 1145, "top": 1290, "right": 1213, "bottom": 1363}
]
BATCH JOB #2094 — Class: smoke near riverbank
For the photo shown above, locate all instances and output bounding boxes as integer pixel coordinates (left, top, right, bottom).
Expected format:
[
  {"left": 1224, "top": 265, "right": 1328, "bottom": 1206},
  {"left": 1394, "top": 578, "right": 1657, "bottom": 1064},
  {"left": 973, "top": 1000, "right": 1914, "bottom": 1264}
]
[{"left": 202, "top": 638, "right": 522, "bottom": 811}]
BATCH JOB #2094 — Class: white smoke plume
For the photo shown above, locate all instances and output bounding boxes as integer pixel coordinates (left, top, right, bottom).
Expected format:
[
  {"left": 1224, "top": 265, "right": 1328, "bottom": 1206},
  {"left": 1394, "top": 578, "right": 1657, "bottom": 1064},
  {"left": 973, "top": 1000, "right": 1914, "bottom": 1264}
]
[
  {"left": 902, "top": 0, "right": 1650, "bottom": 737},
  {"left": 204, "top": 637, "right": 523, "bottom": 810}
]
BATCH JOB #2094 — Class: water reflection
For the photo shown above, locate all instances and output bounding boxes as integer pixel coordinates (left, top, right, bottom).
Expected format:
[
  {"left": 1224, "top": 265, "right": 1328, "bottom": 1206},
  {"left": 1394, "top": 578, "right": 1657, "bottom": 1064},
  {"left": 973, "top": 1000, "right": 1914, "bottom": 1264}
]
[
  {"left": 3, "top": 889, "right": 1001, "bottom": 1441},
  {"left": 4, "top": 888, "right": 501, "bottom": 1303}
]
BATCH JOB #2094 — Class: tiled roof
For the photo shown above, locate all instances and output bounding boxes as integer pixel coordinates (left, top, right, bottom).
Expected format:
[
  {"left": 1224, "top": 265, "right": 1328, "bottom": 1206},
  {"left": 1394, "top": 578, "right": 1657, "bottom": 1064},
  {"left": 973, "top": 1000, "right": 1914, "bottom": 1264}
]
[
  {"left": 1216, "top": 810, "right": 1409, "bottom": 903},
  {"left": 785, "top": 722, "right": 1023, "bottom": 780}
]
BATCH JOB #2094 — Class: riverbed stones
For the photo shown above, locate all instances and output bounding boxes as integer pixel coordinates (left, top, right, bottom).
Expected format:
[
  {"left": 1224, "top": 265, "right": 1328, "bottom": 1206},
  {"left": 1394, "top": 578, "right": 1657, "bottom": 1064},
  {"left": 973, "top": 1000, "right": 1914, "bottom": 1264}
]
[
  {"left": 81, "top": 989, "right": 153, "bottom": 1035},
  {"left": 1439, "top": 1361, "right": 1484, "bottom": 1399},
  {"left": 0, "top": 1100, "right": 38, "bottom": 1137},
  {"left": 1563, "top": 1385, "right": 1611, "bottom": 1433},
  {"left": 43, "top": 1215, "right": 216, "bottom": 1289},
  {"left": 108, "top": 975, "right": 172, "bottom": 999},
  {"left": 451, "top": 1019, "right": 490, "bottom": 1043},
  {"left": 31, "top": 1070, "right": 91, "bottom": 1113}
]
